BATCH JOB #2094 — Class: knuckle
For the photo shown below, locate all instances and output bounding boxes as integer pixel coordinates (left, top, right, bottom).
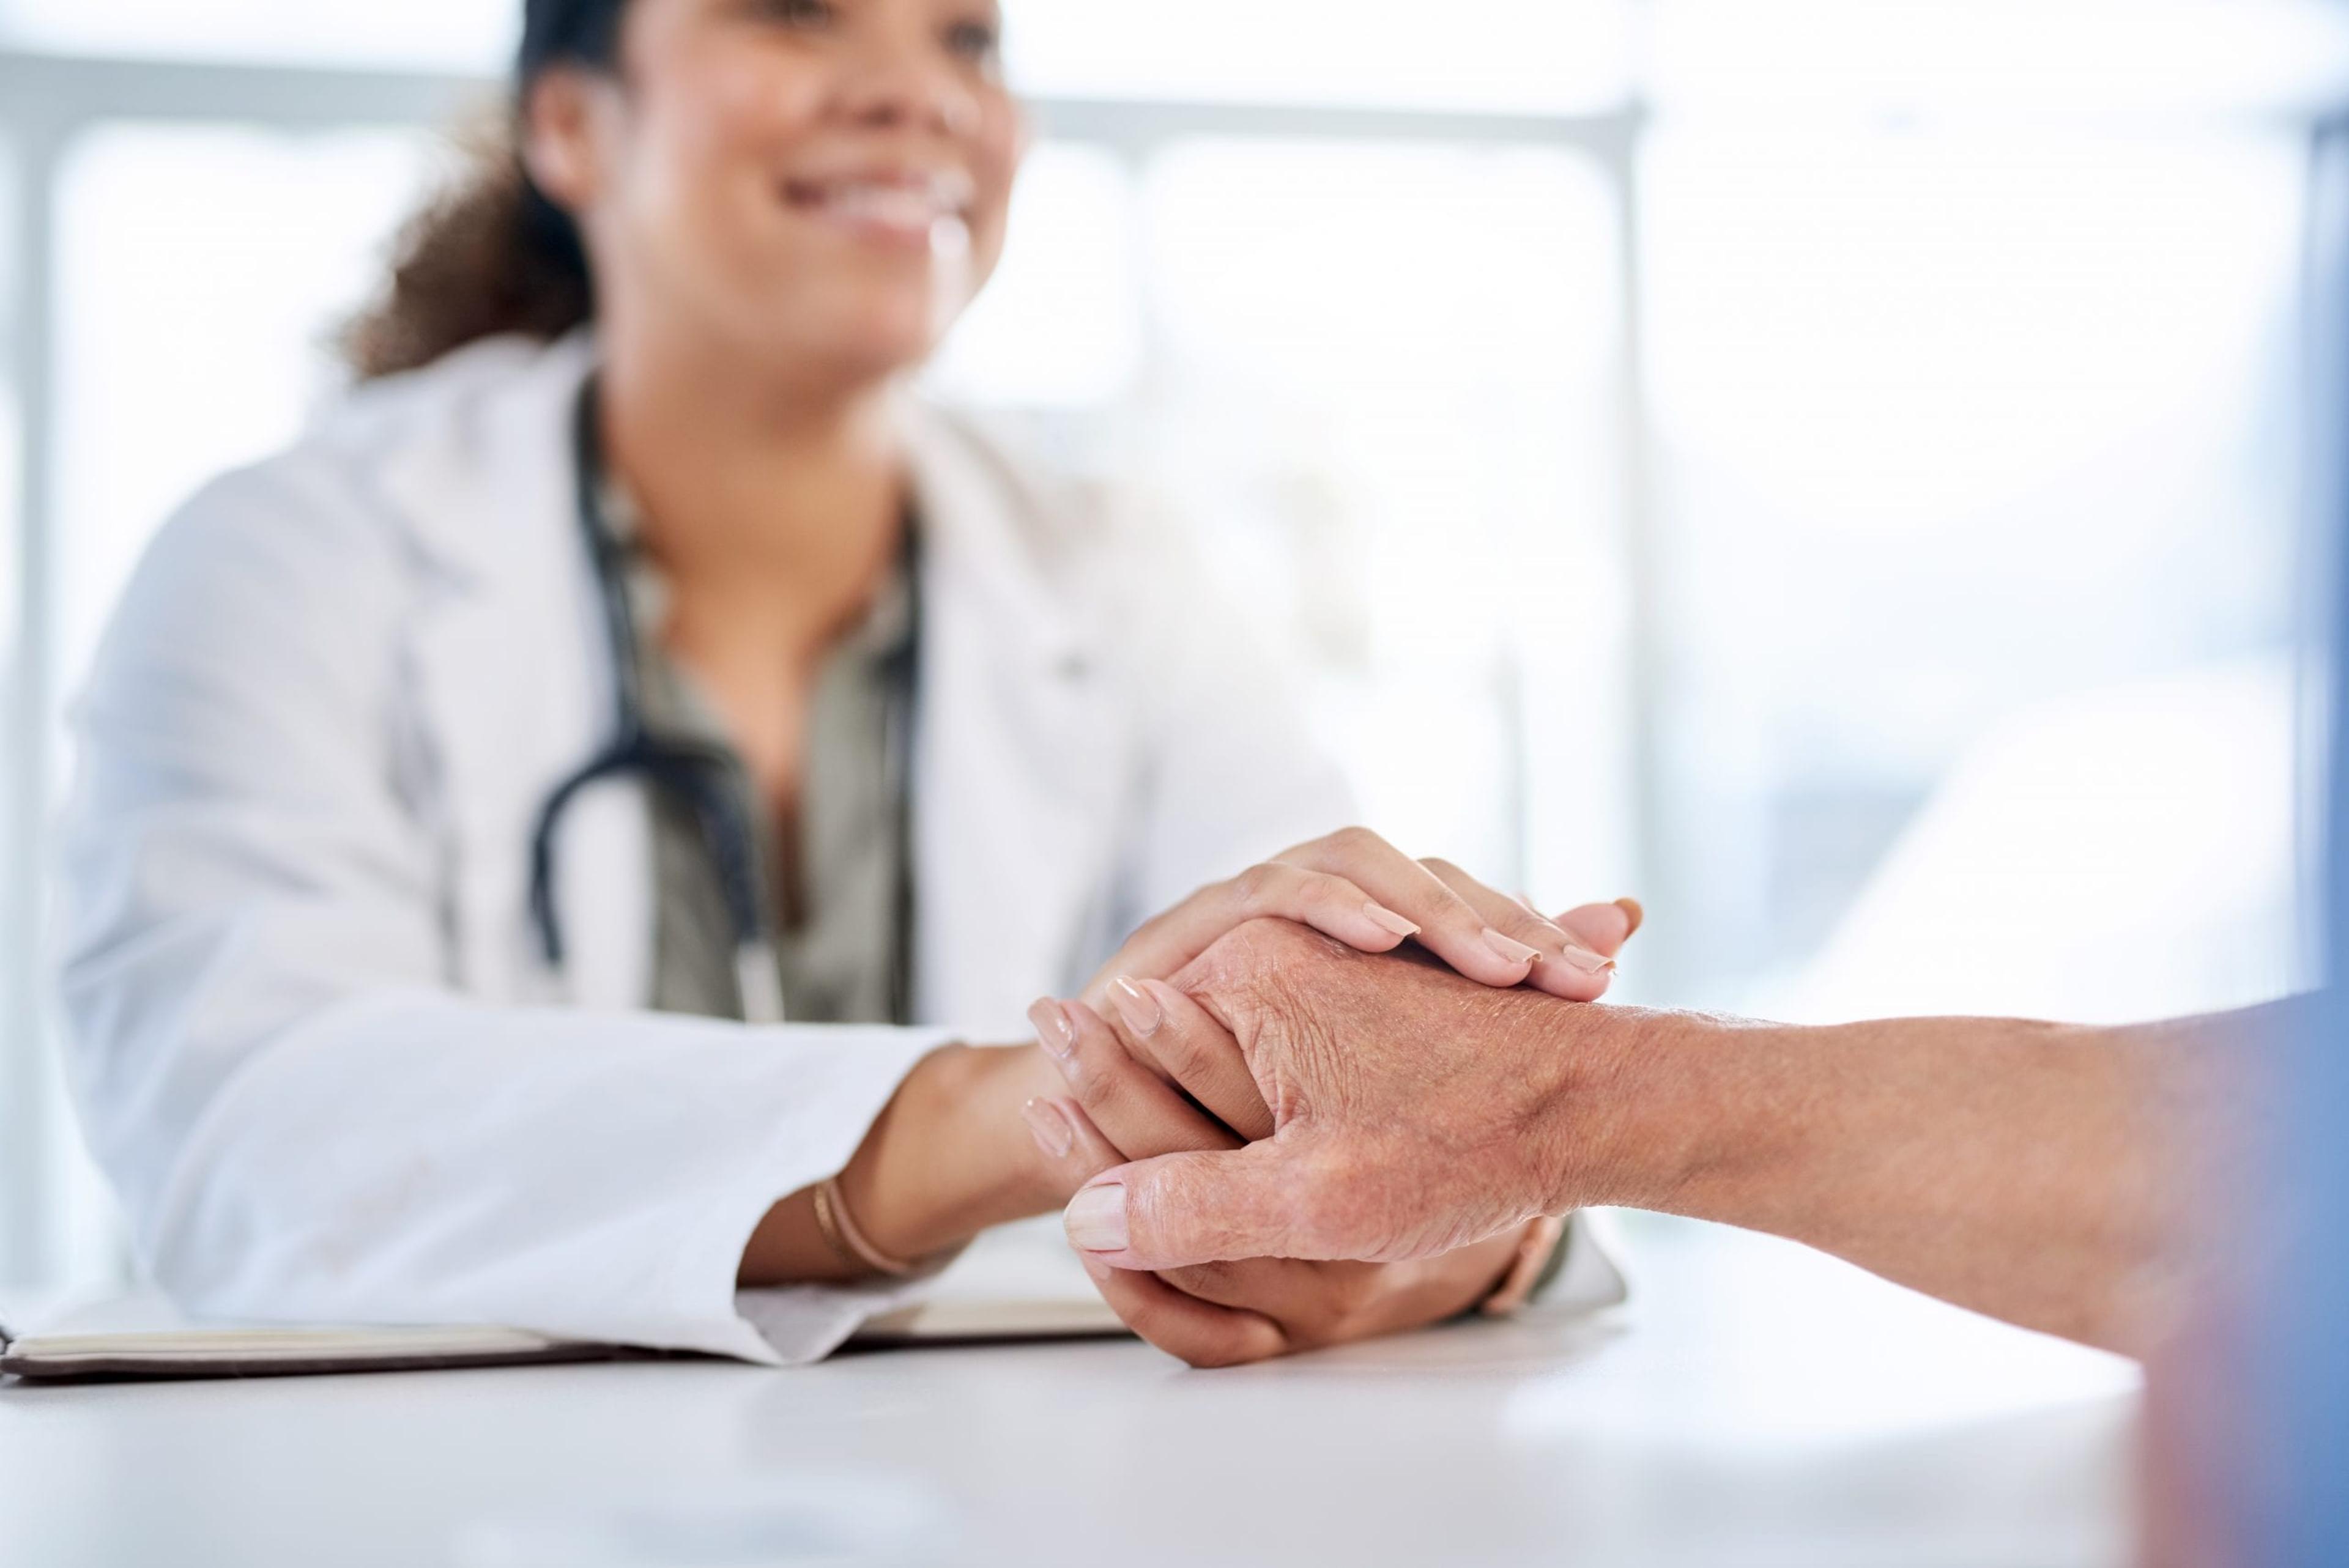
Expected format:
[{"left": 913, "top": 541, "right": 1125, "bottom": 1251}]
[
  {"left": 1179, "top": 914, "right": 1337, "bottom": 1005},
  {"left": 1496, "top": 905, "right": 1549, "bottom": 941},
  {"left": 1290, "top": 1148, "right": 1372, "bottom": 1252},
  {"left": 1230, "top": 863, "right": 1285, "bottom": 914},
  {"left": 1297, "top": 871, "right": 1354, "bottom": 915},
  {"left": 1178, "top": 937, "right": 1257, "bottom": 1000},
  {"left": 1160, "top": 1026, "right": 1215, "bottom": 1084},
  {"left": 1217, "top": 915, "right": 1303, "bottom": 968},
  {"left": 1065, "top": 1038, "right": 1123, "bottom": 1112},
  {"left": 1069, "top": 1067, "right": 1115, "bottom": 1116},
  {"left": 1324, "top": 824, "right": 1385, "bottom": 860},
  {"left": 1241, "top": 914, "right": 1314, "bottom": 952}
]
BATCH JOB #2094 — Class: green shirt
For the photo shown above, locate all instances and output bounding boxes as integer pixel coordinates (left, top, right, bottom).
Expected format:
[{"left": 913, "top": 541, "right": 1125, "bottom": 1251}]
[{"left": 602, "top": 475, "right": 916, "bottom": 1026}]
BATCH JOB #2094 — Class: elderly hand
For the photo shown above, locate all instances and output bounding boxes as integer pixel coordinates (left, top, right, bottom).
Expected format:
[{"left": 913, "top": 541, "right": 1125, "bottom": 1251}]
[
  {"left": 1023, "top": 993, "right": 1537, "bottom": 1367},
  {"left": 1083, "top": 826, "right": 1637, "bottom": 1009},
  {"left": 1059, "top": 917, "right": 1663, "bottom": 1272},
  {"left": 1056, "top": 916, "right": 2280, "bottom": 1361}
]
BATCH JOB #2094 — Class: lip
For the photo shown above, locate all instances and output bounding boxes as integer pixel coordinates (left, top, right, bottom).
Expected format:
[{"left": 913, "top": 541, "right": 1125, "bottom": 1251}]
[{"left": 779, "top": 166, "right": 978, "bottom": 249}]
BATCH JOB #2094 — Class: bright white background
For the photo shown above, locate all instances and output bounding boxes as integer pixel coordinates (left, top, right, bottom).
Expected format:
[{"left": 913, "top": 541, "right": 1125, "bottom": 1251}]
[{"left": 2, "top": 0, "right": 2344, "bottom": 1294}]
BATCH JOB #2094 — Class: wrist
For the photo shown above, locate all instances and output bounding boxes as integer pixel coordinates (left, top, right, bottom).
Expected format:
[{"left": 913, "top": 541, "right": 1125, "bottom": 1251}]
[
  {"left": 1531, "top": 1005, "right": 1790, "bottom": 1222},
  {"left": 837, "top": 1042, "right": 1063, "bottom": 1263}
]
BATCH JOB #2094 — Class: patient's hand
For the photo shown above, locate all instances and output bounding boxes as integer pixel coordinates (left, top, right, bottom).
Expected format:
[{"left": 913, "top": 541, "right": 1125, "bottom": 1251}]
[
  {"left": 1059, "top": 919, "right": 1654, "bottom": 1276},
  {"left": 1023, "top": 994, "right": 1527, "bottom": 1367}
]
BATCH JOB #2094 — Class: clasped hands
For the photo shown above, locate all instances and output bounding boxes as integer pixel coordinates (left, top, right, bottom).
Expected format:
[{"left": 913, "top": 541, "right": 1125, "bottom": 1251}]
[{"left": 1025, "top": 828, "right": 1639, "bottom": 1367}]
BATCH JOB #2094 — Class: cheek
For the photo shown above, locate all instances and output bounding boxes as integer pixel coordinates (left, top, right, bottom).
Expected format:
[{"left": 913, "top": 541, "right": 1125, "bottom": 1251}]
[{"left": 651, "top": 55, "right": 823, "bottom": 227}]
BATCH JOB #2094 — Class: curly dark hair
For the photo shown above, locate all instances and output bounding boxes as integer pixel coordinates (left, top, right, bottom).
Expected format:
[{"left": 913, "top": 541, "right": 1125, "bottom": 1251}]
[{"left": 343, "top": 0, "right": 630, "bottom": 379}]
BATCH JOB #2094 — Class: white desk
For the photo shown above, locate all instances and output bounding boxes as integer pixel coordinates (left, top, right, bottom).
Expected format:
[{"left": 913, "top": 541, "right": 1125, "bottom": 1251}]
[{"left": 1, "top": 1219, "right": 2141, "bottom": 1567}]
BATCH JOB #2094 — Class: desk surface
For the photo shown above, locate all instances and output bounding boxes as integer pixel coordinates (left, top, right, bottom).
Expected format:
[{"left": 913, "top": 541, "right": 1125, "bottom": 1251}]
[{"left": 1, "top": 1219, "right": 2141, "bottom": 1568}]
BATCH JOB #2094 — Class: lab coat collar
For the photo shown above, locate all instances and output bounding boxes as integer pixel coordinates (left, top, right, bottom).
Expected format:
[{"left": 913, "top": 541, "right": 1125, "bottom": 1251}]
[
  {"left": 361, "top": 333, "right": 1099, "bottom": 682},
  {"left": 343, "top": 332, "right": 1122, "bottom": 1026}
]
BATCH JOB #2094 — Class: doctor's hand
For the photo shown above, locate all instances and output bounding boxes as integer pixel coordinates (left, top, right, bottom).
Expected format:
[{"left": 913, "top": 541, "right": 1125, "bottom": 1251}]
[
  {"left": 1084, "top": 826, "right": 1639, "bottom": 1013},
  {"left": 1022, "top": 994, "right": 1536, "bottom": 1367}
]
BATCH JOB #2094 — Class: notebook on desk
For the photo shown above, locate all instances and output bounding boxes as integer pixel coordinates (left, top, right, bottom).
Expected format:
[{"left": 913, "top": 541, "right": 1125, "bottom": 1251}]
[
  {"left": 0, "top": 1222, "right": 1130, "bottom": 1382},
  {"left": 0, "top": 1302, "right": 618, "bottom": 1381},
  {"left": 0, "top": 1293, "right": 1129, "bottom": 1382}
]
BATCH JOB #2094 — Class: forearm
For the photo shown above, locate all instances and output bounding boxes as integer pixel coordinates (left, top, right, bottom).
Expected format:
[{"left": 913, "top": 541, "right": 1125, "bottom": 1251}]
[
  {"left": 738, "top": 1042, "right": 1064, "bottom": 1285},
  {"left": 1565, "top": 999, "right": 2302, "bottom": 1355}
]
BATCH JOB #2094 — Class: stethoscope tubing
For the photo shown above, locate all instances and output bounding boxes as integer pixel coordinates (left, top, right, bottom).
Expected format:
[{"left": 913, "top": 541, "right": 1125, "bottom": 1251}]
[{"left": 527, "top": 378, "right": 919, "bottom": 1027}]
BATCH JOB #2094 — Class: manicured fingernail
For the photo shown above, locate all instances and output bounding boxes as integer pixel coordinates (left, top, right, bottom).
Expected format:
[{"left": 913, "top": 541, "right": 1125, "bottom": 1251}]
[
  {"left": 1107, "top": 977, "right": 1162, "bottom": 1037},
  {"left": 1558, "top": 944, "right": 1617, "bottom": 975},
  {"left": 1065, "top": 1185, "right": 1130, "bottom": 1252},
  {"left": 1029, "top": 998, "right": 1076, "bottom": 1060},
  {"left": 1022, "top": 1098, "right": 1074, "bottom": 1159},
  {"left": 1364, "top": 903, "right": 1421, "bottom": 939},
  {"left": 1615, "top": 898, "right": 1645, "bottom": 939},
  {"left": 1482, "top": 928, "right": 1543, "bottom": 968}
]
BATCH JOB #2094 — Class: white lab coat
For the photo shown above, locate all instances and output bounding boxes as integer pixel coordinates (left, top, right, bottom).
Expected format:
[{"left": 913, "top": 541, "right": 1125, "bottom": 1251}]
[{"left": 58, "top": 333, "right": 1622, "bottom": 1367}]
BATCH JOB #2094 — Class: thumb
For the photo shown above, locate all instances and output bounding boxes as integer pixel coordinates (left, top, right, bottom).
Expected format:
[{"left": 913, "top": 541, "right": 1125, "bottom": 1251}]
[
  {"left": 1063, "top": 1141, "right": 1323, "bottom": 1271},
  {"left": 1556, "top": 898, "right": 1639, "bottom": 958}
]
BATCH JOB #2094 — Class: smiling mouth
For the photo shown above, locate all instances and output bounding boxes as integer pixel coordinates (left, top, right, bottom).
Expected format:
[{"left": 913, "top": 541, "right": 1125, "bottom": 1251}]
[{"left": 781, "top": 171, "right": 976, "bottom": 245}]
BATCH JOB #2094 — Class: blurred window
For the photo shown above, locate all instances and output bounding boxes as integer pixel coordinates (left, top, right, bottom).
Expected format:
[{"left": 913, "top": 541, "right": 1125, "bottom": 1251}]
[
  {"left": 1132, "top": 140, "right": 1630, "bottom": 895},
  {"left": 1003, "top": 0, "right": 1632, "bottom": 114},
  {"left": 0, "top": 131, "right": 28, "bottom": 1286},
  {"left": 936, "top": 136, "right": 1635, "bottom": 898},
  {"left": 926, "top": 142, "right": 1145, "bottom": 409},
  {"left": 50, "top": 125, "right": 443, "bottom": 735},
  {"left": 0, "top": 0, "right": 513, "bottom": 70},
  {"left": 1645, "top": 125, "right": 2309, "bottom": 1007},
  {"left": 1649, "top": 0, "right": 2349, "bottom": 119}
]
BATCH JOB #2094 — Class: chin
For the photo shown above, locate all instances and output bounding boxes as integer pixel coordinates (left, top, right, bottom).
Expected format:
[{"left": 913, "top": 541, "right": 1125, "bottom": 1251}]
[{"left": 773, "top": 292, "right": 951, "bottom": 387}]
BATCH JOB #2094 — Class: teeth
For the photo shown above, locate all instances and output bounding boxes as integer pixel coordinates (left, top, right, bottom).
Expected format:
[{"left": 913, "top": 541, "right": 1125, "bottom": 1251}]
[
  {"left": 798, "top": 172, "right": 975, "bottom": 230},
  {"left": 829, "top": 186, "right": 946, "bottom": 228}
]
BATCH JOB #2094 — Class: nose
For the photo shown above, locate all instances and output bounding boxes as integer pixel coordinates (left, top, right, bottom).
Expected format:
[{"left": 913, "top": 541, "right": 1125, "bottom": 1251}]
[{"left": 833, "top": 24, "right": 985, "bottom": 140}]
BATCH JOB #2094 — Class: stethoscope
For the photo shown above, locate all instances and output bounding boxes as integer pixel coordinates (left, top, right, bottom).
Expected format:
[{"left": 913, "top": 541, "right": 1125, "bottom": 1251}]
[{"left": 527, "top": 380, "right": 921, "bottom": 1026}]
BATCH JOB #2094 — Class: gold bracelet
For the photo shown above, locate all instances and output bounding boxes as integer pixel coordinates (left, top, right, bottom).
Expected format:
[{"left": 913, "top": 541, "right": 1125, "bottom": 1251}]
[
  {"left": 815, "top": 1177, "right": 919, "bottom": 1279},
  {"left": 809, "top": 1179, "right": 867, "bottom": 1276}
]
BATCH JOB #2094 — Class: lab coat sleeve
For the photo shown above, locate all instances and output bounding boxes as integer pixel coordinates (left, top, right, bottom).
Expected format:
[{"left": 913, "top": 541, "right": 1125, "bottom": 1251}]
[{"left": 57, "top": 460, "right": 948, "bottom": 1366}]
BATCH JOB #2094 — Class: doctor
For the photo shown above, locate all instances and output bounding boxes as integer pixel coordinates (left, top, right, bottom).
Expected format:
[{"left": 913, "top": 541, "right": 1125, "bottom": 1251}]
[{"left": 56, "top": 0, "right": 1633, "bottom": 1366}]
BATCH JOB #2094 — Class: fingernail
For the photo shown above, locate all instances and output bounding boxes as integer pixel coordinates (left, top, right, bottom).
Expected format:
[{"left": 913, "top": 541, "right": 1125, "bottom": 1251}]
[
  {"left": 1107, "top": 977, "right": 1162, "bottom": 1037},
  {"left": 1029, "top": 998, "right": 1076, "bottom": 1061},
  {"left": 1022, "top": 1098, "right": 1074, "bottom": 1159},
  {"left": 1064, "top": 1185, "right": 1130, "bottom": 1252},
  {"left": 1558, "top": 944, "right": 1617, "bottom": 975},
  {"left": 1615, "top": 898, "right": 1646, "bottom": 939},
  {"left": 1482, "top": 928, "right": 1543, "bottom": 968},
  {"left": 1078, "top": 1253, "right": 1113, "bottom": 1283},
  {"left": 1364, "top": 903, "right": 1422, "bottom": 939}
]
